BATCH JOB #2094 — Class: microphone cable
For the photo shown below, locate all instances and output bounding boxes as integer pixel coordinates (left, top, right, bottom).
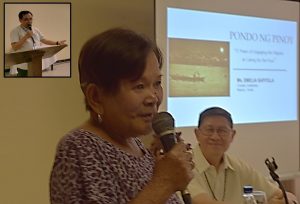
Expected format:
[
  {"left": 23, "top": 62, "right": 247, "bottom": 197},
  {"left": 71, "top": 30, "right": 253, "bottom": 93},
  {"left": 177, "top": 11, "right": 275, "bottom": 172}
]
[{"left": 28, "top": 25, "right": 36, "bottom": 49}]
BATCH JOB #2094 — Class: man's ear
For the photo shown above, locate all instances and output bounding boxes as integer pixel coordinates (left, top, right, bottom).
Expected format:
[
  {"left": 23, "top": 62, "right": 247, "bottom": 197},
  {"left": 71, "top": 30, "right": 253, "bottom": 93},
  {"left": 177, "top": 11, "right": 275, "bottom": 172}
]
[
  {"left": 194, "top": 128, "right": 201, "bottom": 142},
  {"left": 84, "top": 83, "right": 104, "bottom": 114},
  {"left": 230, "top": 129, "right": 237, "bottom": 142}
]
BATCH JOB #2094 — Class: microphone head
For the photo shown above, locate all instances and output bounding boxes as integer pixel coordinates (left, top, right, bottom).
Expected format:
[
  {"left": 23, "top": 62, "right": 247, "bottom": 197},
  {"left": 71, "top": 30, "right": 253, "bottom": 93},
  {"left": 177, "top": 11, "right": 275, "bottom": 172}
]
[{"left": 152, "top": 112, "right": 175, "bottom": 137}]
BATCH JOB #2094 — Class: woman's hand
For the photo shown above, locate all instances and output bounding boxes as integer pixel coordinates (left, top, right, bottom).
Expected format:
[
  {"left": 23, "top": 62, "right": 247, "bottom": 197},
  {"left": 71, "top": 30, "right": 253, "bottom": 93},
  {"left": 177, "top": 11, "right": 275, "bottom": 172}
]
[
  {"left": 150, "top": 132, "right": 192, "bottom": 159},
  {"left": 152, "top": 141, "right": 194, "bottom": 192}
]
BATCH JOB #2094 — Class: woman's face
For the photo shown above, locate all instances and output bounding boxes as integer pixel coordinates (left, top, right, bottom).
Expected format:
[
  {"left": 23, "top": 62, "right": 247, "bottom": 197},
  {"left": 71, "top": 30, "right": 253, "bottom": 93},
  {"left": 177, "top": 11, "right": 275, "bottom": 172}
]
[{"left": 100, "top": 51, "right": 163, "bottom": 138}]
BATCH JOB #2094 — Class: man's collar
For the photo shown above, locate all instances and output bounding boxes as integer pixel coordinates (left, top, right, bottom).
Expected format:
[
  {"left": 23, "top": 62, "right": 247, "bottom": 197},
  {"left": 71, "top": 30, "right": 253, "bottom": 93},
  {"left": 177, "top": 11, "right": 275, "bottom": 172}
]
[
  {"left": 193, "top": 145, "right": 235, "bottom": 173},
  {"left": 20, "top": 25, "right": 28, "bottom": 31},
  {"left": 193, "top": 145, "right": 210, "bottom": 173},
  {"left": 223, "top": 153, "right": 235, "bottom": 171}
]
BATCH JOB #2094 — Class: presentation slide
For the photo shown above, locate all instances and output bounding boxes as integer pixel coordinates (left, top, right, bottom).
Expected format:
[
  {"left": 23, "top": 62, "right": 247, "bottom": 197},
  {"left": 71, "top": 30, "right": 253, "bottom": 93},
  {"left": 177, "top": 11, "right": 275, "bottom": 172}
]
[{"left": 167, "top": 8, "right": 298, "bottom": 127}]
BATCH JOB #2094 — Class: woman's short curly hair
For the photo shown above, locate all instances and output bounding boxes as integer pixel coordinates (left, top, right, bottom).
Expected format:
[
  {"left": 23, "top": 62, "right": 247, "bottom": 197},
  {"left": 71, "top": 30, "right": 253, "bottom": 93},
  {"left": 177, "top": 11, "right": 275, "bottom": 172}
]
[{"left": 78, "top": 28, "right": 163, "bottom": 111}]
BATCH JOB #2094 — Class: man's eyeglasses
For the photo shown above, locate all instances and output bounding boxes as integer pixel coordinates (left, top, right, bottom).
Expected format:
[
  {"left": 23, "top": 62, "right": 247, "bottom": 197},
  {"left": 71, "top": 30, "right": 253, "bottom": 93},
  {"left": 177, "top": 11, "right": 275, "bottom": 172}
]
[
  {"left": 200, "top": 127, "right": 232, "bottom": 137},
  {"left": 22, "top": 17, "right": 33, "bottom": 21}
]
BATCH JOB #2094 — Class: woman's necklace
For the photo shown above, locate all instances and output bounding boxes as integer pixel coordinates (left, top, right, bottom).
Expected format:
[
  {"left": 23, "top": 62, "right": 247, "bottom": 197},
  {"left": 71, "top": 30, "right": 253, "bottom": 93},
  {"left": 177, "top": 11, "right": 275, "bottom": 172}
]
[{"left": 204, "top": 169, "right": 227, "bottom": 201}]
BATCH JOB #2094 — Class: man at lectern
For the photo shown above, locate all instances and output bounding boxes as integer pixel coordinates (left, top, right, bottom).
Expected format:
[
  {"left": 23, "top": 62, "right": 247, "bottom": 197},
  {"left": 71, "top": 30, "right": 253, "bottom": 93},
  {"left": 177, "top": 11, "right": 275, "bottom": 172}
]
[{"left": 8, "top": 10, "right": 66, "bottom": 76}]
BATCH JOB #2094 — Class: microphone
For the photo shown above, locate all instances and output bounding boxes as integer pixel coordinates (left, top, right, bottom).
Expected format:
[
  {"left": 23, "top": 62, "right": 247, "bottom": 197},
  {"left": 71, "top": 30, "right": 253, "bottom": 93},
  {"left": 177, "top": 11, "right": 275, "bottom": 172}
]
[
  {"left": 28, "top": 25, "right": 35, "bottom": 44},
  {"left": 152, "top": 112, "right": 192, "bottom": 204},
  {"left": 265, "top": 157, "right": 288, "bottom": 204}
]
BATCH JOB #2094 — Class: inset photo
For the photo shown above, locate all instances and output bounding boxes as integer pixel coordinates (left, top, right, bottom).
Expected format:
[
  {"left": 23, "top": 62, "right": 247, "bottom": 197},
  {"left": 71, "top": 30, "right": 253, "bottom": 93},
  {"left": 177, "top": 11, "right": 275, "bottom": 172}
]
[
  {"left": 4, "top": 2, "right": 71, "bottom": 77},
  {"left": 169, "top": 38, "right": 230, "bottom": 97}
]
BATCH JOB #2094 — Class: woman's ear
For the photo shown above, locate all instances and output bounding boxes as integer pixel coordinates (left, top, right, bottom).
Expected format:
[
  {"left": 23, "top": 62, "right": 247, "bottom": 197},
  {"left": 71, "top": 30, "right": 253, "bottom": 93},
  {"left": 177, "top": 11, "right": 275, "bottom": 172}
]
[{"left": 84, "top": 83, "right": 104, "bottom": 114}]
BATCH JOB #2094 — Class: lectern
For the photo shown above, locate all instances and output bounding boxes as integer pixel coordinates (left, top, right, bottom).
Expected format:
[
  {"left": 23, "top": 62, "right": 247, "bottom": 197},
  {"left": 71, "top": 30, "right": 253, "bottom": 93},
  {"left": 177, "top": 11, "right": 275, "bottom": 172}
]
[{"left": 5, "top": 44, "right": 67, "bottom": 77}]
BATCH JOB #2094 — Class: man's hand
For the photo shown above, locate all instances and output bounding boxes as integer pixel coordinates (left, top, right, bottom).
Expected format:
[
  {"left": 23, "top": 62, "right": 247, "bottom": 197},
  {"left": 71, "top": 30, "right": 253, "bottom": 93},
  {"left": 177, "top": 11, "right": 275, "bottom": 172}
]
[
  {"left": 25, "top": 31, "right": 33, "bottom": 39},
  {"left": 57, "top": 40, "right": 66, "bottom": 45}
]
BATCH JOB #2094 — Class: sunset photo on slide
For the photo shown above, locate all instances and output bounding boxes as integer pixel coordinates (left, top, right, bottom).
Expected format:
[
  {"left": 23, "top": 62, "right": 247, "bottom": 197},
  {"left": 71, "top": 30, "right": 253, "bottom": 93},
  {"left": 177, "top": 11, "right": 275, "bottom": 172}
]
[{"left": 169, "top": 38, "right": 229, "bottom": 97}]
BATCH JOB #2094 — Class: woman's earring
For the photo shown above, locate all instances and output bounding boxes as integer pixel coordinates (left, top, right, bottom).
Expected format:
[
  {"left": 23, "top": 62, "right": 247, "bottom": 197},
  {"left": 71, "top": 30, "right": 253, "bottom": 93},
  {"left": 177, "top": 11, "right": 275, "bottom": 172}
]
[{"left": 97, "top": 113, "right": 103, "bottom": 124}]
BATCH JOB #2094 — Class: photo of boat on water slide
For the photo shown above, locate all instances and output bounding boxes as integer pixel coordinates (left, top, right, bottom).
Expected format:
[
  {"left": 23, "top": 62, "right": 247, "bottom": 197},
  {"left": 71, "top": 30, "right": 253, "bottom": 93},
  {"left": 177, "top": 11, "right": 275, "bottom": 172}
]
[{"left": 169, "top": 38, "right": 230, "bottom": 97}]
